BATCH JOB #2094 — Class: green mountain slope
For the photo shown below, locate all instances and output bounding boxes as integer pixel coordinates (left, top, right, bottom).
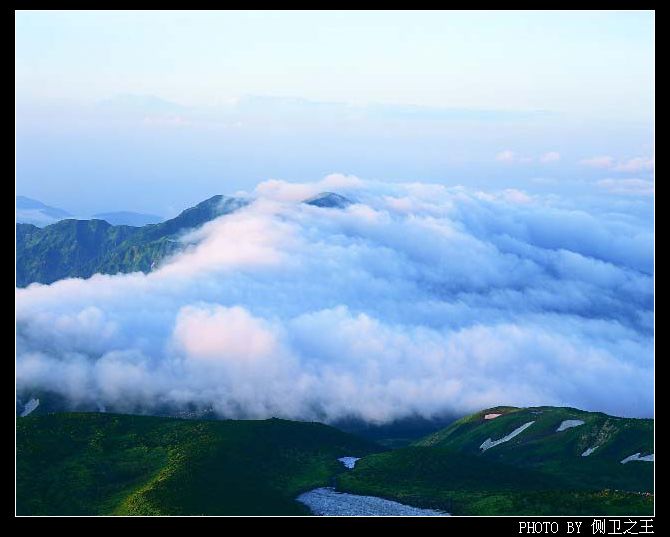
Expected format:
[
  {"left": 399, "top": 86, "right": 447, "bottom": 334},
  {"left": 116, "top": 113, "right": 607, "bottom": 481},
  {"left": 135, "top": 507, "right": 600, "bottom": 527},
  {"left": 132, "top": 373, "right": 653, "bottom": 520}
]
[
  {"left": 16, "top": 413, "right": 379, "bottom": 515},
  {"left": 16, "top": 195, "right": 246, "bottom": 287},
  {"left": 338, "top": 406, "right": 654, "bottom": 515}
]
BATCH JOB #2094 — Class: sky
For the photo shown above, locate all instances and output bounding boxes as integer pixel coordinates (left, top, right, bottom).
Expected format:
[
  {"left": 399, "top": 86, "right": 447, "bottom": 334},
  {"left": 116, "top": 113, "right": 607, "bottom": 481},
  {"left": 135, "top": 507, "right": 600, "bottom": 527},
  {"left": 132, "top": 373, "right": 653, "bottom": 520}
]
[
  {"left": 15, "top": 11, "right": 654, "bottom": 421},
  {"left": 15, "top": 10, "right": 654, "bottom": 216}
]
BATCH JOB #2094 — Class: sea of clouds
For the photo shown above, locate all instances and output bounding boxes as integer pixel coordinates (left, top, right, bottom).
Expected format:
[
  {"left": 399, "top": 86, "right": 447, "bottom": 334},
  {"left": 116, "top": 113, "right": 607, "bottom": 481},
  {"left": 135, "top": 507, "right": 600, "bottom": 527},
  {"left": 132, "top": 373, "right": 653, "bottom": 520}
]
[{"left": 15, "top": 175, "right": 654, "bottom": 422}]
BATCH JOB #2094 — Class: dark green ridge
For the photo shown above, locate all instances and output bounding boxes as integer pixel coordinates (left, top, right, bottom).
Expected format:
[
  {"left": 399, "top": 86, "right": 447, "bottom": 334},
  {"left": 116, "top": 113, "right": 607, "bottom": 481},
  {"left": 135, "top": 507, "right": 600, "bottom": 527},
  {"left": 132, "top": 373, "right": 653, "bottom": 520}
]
[
  {"left": 16, "top": 412, "right": 380, "bottom": 515},
  {"left": 16, "top": 191, "right": 354, "bottom": 287},
  {"left": 338, "top": 405, "right": 653, "bottom": 516},
  {"left": 16, "top": 195, "right": 247, "bottom": 287},
  {"left": 16, "top": 406, "right": 653, "bottom": 516}
]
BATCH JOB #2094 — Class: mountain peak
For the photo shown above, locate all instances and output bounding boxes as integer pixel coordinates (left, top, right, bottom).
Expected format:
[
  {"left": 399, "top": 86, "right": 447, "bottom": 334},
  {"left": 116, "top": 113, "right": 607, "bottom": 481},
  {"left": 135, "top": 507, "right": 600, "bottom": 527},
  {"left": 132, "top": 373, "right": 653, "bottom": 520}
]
[{"left": 303, "top": 192, "right": 353, "bottom": 209}]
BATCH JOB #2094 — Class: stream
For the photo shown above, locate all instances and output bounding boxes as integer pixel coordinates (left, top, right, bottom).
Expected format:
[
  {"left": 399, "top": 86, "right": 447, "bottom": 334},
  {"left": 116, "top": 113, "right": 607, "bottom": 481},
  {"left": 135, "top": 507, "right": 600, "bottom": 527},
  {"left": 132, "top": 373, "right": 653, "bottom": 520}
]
[{"left": 296, "top": 456, "right": 450, "bottom": 516}]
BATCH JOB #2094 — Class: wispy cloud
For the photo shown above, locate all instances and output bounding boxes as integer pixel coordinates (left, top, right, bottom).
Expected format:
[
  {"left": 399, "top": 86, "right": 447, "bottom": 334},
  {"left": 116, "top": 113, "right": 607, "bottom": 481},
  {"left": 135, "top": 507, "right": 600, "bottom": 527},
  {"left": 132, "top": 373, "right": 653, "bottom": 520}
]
[
  {"left": 141, "top": 115, "right": 194, "bottom": 127},
  {"left": 496, "top": 150, "right": 560, "bottom": 165},
  {"left": 612, "top": 157, "right": 654, "bottom": 173},
  {"left": 597, "top": 178, "right": 654, "bottom": 196},
  {"left": 540, "top": 151, "right": 560, "bottom": 163},
  {"left": 580, "top": 155, "right": 615, "bottom": 169},
  {"left": 581, "top": 155, "right": 653, "bottom": 173},
  {"left": 495, "top": 150, "right": 516, "bottom": 163}
]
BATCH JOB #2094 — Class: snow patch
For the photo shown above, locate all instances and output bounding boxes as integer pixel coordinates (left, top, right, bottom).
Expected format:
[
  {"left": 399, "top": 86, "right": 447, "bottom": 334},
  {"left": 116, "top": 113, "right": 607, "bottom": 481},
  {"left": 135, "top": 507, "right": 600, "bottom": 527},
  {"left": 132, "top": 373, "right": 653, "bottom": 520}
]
[
  {"left": 484, "top": 413, "right": 502, "bottom": 420},
  {"left": 581, "top": 446, "right": 599, "bottom": 457},
  {"left": 557, "top": 419, "right": 585, "bottom": 432},
  {"left": 20, "top": 398, "right": 40, "bottom": 417},
  {"left": 480, "top": 421, "right": 535, "bottom": 451},
  {"left": 621, "top": 453, "right": 654, "bottom": 464},
  {"left": 338, "top": 457, "right": 361, "bottom": 469}
]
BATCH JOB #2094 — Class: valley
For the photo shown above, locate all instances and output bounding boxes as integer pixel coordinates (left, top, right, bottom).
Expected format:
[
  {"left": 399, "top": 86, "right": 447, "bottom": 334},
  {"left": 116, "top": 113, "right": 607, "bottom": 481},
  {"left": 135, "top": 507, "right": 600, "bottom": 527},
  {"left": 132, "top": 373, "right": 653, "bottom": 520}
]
[{"left": 16, "top": 406, "right": 653, "bottom": 516}]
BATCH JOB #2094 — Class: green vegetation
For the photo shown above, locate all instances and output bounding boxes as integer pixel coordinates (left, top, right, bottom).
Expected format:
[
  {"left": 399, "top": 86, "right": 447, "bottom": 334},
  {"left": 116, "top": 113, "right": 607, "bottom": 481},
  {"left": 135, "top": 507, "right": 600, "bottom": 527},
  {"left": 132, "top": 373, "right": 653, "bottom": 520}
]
[
  {"left": 15, "top": 406, "right": 654, "bottom": 515},
  {"left": 16, "top": 190, "right": 360, "bottom": 287},
  {"left": 338, "top": 406, "right": 653, "bottom": 515},
  {"left": 16, "top": 195, "right": 246, "bottom": 287},
  {"left": 16, "top": 412, "right": 379, "bottom": 515}
]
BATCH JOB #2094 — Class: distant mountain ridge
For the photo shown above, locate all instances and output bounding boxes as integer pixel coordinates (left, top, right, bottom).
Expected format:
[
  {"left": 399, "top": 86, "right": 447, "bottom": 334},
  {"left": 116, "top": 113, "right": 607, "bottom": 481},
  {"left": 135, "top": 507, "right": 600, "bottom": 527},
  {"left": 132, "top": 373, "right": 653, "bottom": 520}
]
[
  {"left": 17, "top": 196, "right": 168, "bottom": 227},
  {"left": 16, "top": 195, "right": 247, "bottom": 287},
  {"left": 16, "top": 192, "right": 352, "bottom": 287},
  {"left": 92, "top": 211, "right": 164, "bottom": 226},
  {"left": 16, "top": 196, "right": 69, "bottom": 214},
  {"left": 304, "top": 192, "right": 353, "bottom": 208},
  {"left": 16, "top": 196, "right": 72, "bottom": 227}
]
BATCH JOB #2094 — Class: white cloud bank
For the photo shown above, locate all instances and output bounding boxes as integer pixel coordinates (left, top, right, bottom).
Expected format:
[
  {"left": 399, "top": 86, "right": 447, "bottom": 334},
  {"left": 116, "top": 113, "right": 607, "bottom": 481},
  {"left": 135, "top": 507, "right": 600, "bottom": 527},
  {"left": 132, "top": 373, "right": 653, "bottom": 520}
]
[{"left": 15, "top": 176, "right": 654, "bottom": 423}]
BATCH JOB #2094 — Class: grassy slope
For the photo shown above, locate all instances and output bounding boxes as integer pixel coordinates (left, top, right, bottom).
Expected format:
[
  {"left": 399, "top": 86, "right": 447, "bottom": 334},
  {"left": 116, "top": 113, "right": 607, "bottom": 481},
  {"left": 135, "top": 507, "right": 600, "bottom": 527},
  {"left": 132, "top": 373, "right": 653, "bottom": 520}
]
[
  {"left": 16, "top": 195, "right": 245, "bottom": 287},
  {"left": 16, "top": 413, "right": 379, "bottom": 515},
  {"left": 16, "top": 407, "right": 654, "bottom": 516},
  {"left": 16, "top": 220, "right": 139, "bottom": 286},
  {"left": 338, "top": 406, "right": 653, "bottom": 515}
]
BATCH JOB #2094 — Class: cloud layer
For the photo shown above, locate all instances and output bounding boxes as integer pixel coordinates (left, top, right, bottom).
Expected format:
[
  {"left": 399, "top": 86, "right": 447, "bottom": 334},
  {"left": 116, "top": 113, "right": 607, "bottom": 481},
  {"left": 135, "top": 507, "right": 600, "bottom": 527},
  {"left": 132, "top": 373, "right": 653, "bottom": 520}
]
[{"left": 16, "top": 176, "right": 654, "bottom": 422}]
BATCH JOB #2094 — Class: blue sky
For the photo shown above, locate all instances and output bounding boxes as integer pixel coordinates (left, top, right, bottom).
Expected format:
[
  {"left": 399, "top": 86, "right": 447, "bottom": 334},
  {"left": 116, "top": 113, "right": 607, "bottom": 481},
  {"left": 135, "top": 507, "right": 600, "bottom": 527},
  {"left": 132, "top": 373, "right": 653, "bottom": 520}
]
[{"left": 15, "top": 10, "right": 654, "bottom": 216}]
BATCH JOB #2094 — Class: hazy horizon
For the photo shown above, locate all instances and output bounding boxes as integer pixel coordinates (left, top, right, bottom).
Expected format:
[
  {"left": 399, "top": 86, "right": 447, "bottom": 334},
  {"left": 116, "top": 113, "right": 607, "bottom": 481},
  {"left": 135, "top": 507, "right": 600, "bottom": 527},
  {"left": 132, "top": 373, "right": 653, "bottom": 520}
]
[{"left": 16, "top": 10, "right": 653, "bottom": 217}]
